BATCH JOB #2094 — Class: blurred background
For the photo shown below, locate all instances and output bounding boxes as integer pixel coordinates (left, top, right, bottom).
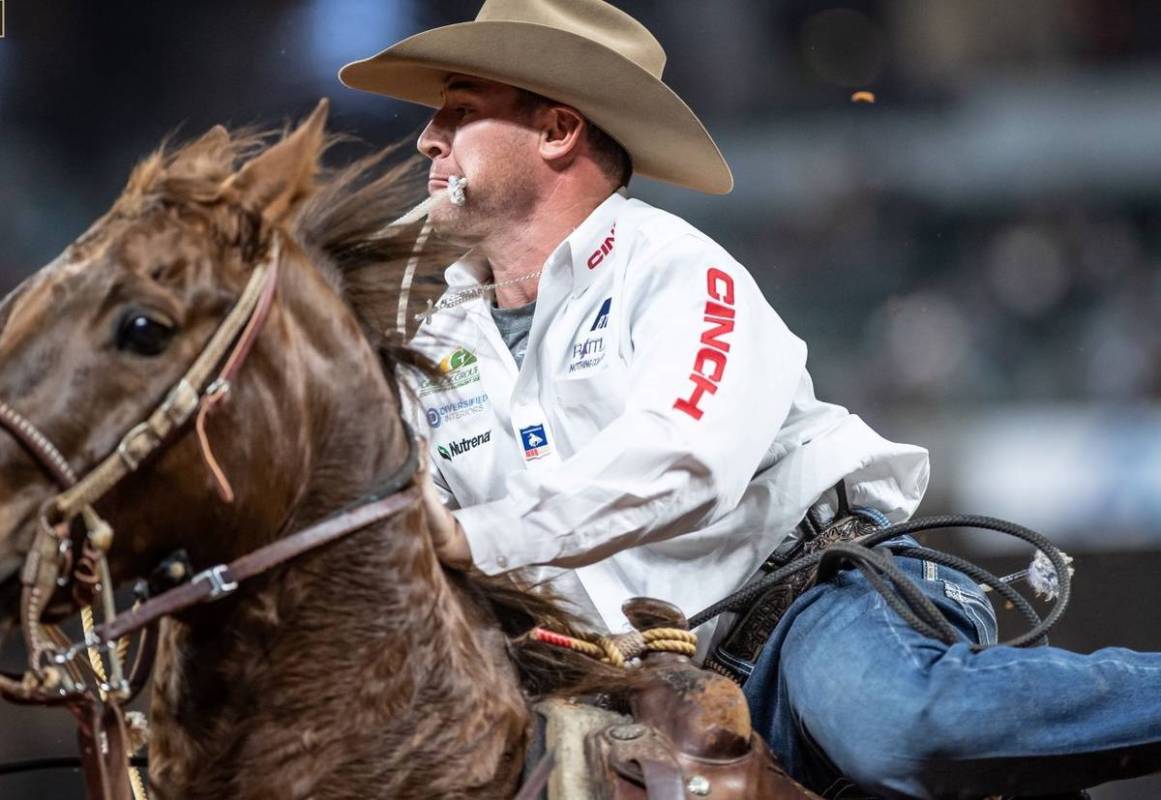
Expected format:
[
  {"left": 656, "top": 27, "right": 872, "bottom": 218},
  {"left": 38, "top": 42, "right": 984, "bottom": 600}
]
[{"left": 1, "top": 0, "right": 1160, "bottom": 797}]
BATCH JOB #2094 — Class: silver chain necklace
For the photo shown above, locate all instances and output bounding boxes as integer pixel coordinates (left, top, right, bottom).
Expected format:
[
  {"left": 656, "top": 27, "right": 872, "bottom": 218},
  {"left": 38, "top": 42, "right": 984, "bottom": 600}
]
[
  {"left": 391, "top": 188, "right": 542, "bottom": 326},
  {"left": 415, "top": 269, "right": 542, "bottom": 323}
]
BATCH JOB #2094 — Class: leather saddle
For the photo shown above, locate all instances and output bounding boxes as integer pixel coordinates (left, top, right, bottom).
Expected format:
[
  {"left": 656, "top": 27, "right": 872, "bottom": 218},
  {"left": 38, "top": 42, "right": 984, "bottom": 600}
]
[{"left": 523, "top": 597, "right": 821, "bottom": 800}]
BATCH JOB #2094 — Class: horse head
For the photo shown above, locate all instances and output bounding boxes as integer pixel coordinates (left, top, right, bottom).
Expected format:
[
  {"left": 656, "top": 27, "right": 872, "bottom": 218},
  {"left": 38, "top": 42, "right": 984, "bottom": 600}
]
[{"left": 0, "top": 100, "right": 422, "bottom": 639}]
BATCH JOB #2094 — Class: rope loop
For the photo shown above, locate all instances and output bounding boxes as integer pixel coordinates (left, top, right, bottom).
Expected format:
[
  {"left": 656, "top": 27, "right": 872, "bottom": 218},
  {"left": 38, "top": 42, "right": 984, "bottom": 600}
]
[{"left": 528, "top": 626, "right": 698, "bottom": 667}]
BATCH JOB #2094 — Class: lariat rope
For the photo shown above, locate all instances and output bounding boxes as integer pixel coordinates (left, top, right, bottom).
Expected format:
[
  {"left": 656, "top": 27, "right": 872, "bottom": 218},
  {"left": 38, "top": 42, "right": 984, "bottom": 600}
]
[
  {"left": 527, "top": 626, "right": 697, "bottom": 668},
  {"left": 391, "top": 197, "right": 436, "bottom": 336},
  {"left": 688, "top": 514, "right": 1074, "bottom": 652}
]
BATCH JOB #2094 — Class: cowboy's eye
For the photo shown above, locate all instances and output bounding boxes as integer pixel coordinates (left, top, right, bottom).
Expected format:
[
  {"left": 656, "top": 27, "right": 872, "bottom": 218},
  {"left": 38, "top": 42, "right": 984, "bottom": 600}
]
[{"left": 116, "top": 310, "right": 175, "bottom": 356}]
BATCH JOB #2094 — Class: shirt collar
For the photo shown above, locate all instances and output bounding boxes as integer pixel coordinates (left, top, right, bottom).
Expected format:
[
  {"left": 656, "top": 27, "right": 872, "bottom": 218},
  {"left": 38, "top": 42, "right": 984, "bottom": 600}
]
[
  {"left": 563, "top": 191, "right": 627, "bottom": 297},
  {"left": 442, "top": 190, "right": 628, "bottom": 297}
]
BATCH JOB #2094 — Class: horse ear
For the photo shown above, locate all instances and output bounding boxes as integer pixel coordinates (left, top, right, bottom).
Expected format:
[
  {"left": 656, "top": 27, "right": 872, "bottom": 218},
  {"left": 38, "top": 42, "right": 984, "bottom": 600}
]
[
  {"left": 198, "top": 125, "right": 230, "bottom": 149},
  {"left": 166, "top": 125, "right": 232, "bottom": 184},
  {"left": 224, "top": 99, "right": 329, "bottom": 226}
]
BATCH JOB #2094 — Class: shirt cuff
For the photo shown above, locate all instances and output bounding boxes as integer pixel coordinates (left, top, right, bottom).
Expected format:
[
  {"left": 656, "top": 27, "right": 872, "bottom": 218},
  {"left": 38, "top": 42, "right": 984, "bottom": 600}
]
[{"left": 453, "top": 498, "right": 549, "bottom": 575}]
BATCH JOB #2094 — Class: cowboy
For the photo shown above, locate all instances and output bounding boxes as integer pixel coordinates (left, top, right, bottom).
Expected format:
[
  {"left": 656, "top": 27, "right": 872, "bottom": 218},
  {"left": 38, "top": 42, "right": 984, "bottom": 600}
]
[{"left": 339, "top": 2, "right": 1161, "bottom": 797}]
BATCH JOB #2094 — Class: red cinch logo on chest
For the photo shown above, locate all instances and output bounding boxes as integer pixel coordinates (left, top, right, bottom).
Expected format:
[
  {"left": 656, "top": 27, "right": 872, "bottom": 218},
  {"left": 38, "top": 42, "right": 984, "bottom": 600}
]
[
  {"left": 674, "top": 268, "right": 735, "bottom": 421},
  {"left": 586, "top": 225, "right": 616, "bottom": 270}
]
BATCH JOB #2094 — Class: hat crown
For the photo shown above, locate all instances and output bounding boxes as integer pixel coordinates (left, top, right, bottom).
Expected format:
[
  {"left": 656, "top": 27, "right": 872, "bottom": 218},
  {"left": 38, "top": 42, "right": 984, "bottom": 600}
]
[{"left": 475, "top": 0, "right": 666, "bottom": 77}]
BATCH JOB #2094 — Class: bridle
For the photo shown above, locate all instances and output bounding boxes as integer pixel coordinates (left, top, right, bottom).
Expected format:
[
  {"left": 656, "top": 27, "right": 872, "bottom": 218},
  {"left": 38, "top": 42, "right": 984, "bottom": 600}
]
[{"left": 0, "top": 227, "right": 422, "bottom": 800}]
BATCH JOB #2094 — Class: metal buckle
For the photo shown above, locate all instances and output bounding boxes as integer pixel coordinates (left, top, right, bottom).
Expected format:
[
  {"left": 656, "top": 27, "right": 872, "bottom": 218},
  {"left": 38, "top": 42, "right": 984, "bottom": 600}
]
[
  {"left": 205, "top": 378, "right": 231, "bottom": 401},
  {"left": 162, "top": 378, "right": 201, "bottom": 427},
  {"left": 193, "top": 564, "right": 238, "bottom": 599},
  {"left": 116, "top": 422, "right": 159, "bottom": 471}
]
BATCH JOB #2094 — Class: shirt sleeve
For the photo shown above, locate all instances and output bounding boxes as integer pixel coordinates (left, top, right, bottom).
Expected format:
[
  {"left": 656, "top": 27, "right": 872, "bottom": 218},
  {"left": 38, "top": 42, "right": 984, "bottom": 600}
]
[
  {"left": 431, "top": 461, "right": 459, "bottom": 509},
  {"left": 454, "top": 233, "right": 808, "bottom": 574}
]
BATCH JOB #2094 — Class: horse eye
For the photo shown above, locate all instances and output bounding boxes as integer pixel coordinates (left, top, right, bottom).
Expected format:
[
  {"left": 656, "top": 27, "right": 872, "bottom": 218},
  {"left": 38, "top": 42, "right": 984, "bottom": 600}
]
[{"left": 116, "top": 311, "right": 175, "bottom": 356}]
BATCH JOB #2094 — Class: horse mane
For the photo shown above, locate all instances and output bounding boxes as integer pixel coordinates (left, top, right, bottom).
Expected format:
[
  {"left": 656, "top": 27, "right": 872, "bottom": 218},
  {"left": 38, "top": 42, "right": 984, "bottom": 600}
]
[{"left": 120, "top": 121, "right": 634, "bottom": 699}]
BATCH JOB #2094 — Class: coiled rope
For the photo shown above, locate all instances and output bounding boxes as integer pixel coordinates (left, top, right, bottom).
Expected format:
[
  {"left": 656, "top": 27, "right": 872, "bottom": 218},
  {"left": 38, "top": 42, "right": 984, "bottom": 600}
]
[
  {"left": 689, "top": 514, "right": 1074, "bottom": 652},
  {"left": 528, "top": 626, "right": 697, "bottom": 667}
]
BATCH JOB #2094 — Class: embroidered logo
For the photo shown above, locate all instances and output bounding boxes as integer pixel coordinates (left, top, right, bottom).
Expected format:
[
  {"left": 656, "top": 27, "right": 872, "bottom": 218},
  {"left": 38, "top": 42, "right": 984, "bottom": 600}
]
[
  {"left": 425, "top": 393, "right": 489, "bottom": 429},
  {"left": 519, "top": 424, "right": 552, "bottom": 460},
  {"left": 418, "top": 347, "right": 481, "bottom": 397},
  {"left": 568, "top": 336, "right": 605, "bottom": 374},
  {"left": 438, "top": 348, "right": 478, "bottom": 373},
  {"left": 586, "top": 225, "right": 616, "bottom": 270},
  {"left": 674, "top": 268, "right": 736, "bottom": 421},
  {"left": 591, "top": 297, "right": 612, "bottom": 331},
  {"left": 437, "top": 430, "right": 492, "bottom": 461},
  {"left": 564, "top": 297, "right": 612, "bottom": 374}
]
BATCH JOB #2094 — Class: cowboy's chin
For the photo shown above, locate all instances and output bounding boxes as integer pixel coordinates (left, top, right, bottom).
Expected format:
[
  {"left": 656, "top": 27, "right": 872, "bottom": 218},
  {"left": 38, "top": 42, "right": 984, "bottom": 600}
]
[{"left": 427, "top": 202, "right": 482, "bottom": 246}]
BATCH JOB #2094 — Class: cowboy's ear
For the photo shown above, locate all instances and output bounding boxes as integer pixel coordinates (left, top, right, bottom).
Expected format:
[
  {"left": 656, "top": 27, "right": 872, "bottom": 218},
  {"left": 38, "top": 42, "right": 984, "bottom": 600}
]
[
  {"left": 538, "top": 104, "right": 586, "bottom": 166},
  {"left": 223, "top": 99, "right": 329, "bottom": 226}
]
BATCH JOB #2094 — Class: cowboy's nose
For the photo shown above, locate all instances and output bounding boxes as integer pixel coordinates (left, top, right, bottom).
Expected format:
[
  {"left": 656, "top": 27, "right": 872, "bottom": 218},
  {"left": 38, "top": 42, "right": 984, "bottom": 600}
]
[{"left": 417, "top": 117, "right": 450, "bottom": 160}]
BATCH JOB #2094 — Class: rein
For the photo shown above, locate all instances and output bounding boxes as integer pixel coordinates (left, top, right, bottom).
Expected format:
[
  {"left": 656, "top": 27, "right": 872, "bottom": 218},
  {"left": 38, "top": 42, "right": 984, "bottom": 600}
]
[{"left": 0, "top": 228, "right": 423, "bottom": 800}]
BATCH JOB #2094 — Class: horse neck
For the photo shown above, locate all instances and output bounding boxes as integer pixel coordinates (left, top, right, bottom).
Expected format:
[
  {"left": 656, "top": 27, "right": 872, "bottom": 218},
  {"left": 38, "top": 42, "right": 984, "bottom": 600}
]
[
  {"left": 146, "top": 260, "right": 529, "bottom": 799},
  {"left": 149, "top": 511, "right": 529, "bottom": 799}
]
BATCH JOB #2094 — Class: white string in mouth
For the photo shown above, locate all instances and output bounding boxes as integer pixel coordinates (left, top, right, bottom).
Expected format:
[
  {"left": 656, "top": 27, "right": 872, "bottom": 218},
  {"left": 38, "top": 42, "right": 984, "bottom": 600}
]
[{"left": 447, "top": 175, "right": 468, "bottom": 207}]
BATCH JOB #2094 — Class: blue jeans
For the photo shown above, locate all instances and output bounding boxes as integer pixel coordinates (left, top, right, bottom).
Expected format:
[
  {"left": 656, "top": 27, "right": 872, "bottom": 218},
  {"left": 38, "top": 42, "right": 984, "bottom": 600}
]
[{"left": 741, "top": 543, "right": 1161, "bottom": 799}]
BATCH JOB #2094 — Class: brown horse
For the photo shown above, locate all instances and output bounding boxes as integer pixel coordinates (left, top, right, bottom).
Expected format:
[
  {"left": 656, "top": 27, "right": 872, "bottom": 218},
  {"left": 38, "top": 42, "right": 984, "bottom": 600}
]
[{"left": 0, "top": 101, "right": 608, "bottom": 799}]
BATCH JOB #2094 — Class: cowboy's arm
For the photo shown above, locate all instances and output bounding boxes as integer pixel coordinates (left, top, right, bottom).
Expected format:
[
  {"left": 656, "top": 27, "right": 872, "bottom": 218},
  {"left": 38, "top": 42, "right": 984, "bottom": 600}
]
[{"left": 453, "top": 234, "right": 807, "bottom": 573}]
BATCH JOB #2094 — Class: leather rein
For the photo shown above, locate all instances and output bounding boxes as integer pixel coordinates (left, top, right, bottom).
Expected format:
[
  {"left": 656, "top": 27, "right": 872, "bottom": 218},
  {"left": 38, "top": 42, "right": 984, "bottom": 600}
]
[{"left": 0, "top": 229, "right": 422, "bottom": 800}]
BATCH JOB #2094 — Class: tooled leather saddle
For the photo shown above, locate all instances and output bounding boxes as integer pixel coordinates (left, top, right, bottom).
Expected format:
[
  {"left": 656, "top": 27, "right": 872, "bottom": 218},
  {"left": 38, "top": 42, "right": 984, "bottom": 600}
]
[{"left": 518, "top": 597, "right": 821, "bottom": 800}]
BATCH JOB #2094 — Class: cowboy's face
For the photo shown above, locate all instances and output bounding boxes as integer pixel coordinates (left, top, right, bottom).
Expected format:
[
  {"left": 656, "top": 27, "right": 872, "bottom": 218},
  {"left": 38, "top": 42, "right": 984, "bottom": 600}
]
[{"left": 417, "top": 75, "right": 541, "bottom": 238}]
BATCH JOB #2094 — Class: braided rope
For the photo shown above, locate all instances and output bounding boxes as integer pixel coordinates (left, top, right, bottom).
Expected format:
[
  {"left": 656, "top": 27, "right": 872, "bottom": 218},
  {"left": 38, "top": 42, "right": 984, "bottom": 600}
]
[
  {"left": 80, "top": 608, "right": 150, "bottom": 799},
  {"left": 643, "top": 628, "right": 698, "bottom": 657},
  {"left": 0, "top": 400, "right": 77, "bottom": 487},
  {"left": 529, "top": 626, "right": 697, "bottom": 666},
  {"left": 129, "top": 763, "right": 149, "bottom": 800}
]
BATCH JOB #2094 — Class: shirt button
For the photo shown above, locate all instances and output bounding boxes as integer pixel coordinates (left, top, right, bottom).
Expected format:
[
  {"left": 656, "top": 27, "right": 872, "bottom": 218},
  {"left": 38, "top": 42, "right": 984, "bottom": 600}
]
[{"left": 496, "top": 555, "right": 509, "bottom": 569}]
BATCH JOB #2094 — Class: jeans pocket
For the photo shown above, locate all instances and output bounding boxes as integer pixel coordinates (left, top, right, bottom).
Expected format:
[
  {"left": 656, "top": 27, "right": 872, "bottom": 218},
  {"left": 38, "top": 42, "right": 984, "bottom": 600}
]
[{"left": 942, "top": 580, "right": 999, "bottom": 645}]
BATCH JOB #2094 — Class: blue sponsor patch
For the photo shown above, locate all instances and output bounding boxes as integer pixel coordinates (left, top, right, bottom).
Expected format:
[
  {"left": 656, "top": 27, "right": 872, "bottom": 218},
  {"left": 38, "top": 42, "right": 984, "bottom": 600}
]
[
  {"left": 591, "top": 297, "right": 612, "bottom": 331},
  {"left": 424, "top": 393, "right": 489, "bottom": 430},
  {"left": 519, "top": 424, "right": 552, "bottom": 460}
]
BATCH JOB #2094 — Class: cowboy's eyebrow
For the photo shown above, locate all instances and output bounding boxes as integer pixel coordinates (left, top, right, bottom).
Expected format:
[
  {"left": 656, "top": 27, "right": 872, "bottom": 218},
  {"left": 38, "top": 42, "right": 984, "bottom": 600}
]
[{"left": 442, "top": 78, "right": 496, "bottom": 99}]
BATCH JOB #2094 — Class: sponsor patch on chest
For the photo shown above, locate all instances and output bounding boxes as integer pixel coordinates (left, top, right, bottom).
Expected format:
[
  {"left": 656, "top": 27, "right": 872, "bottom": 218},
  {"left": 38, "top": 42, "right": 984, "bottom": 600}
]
[
  {"left": 519, "top": 424, "right": 553, "bottom": 460},
  {"left": 425, "top": 392, "right": 489, "bottom": 429},
  {"left": 437, "top": 429, "right": 492, "bottom": 461},
  {"left": 417, "top": 347, "right": 481, "bottom": 397},
  {"left": 567, "top": 297, "right": 611, "bottom": 374}
]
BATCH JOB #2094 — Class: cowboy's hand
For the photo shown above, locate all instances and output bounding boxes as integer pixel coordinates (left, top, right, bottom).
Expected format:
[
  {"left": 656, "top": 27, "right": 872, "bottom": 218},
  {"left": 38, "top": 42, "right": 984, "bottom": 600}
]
[{"left": 421, "top": 459, "right": 473, "bottom": 570}]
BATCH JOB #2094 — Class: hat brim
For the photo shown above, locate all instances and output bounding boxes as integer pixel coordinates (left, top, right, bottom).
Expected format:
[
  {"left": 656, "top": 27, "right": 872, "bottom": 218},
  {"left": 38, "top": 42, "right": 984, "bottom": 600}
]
[{"left": 338, "top": 20, "right": 733, "bottom": 195}]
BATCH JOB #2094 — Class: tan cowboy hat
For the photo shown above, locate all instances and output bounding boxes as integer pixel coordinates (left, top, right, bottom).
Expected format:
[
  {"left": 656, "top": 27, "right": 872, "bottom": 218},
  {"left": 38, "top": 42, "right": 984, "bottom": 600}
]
[{"left": 338, "top": 0, "right": 733, "bottom": 195}]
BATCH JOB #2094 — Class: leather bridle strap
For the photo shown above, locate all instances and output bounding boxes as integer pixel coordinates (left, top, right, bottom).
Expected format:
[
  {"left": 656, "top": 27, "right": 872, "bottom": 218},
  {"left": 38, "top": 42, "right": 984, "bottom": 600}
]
[
  {"left": 53, "top": 242, "right": 281, "bottom": 522},
  {"left": 96, "top": 483, "right": 421, "bottom": 645},
  {"left": 0, "top": 237, "right": 282, "bottom": 712}
]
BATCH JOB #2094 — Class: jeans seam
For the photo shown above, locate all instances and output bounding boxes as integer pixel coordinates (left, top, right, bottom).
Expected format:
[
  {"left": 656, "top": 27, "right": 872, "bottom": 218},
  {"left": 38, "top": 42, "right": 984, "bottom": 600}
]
[
  {"left": 948, "top": 653, "right": 1161, "bottom": 675},
  {"left": 944, "top": 582, "right": 993, "bottom": 644},
  {"left": 875, "top": 590, "right": 927, "bottom": 670}
]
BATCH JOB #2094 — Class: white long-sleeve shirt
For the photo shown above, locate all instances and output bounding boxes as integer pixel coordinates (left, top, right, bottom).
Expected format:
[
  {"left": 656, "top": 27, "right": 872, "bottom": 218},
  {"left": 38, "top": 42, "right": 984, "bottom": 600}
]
[{"left": 409, "top": 192, "right": 930, "bottom": 637}]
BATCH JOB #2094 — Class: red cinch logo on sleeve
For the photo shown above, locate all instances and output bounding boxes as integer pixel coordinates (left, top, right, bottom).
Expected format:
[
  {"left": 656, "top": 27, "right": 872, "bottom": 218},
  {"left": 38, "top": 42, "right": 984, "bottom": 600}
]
[{"left": 674, "top": 268, "right": 735, "bottom": 421}]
